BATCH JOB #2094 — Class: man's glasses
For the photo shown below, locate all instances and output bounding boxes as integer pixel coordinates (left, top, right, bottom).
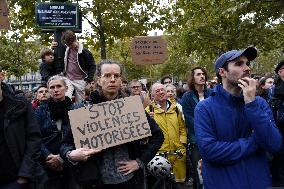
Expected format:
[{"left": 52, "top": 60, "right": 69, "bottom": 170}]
[
  {"left": 131, "top": 86, "right": 141, "bottom": 89},
  {"left": 155, "top": 88, "right": 165, "bottom": 93},
  {"left": 101, "top": 73, "right": 121, "bottom": 80}
]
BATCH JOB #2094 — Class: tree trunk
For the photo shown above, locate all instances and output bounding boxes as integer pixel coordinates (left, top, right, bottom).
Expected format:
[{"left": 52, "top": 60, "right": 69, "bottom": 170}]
[{"left": 96, "top": 5, "right": 107, "bottom": 59}]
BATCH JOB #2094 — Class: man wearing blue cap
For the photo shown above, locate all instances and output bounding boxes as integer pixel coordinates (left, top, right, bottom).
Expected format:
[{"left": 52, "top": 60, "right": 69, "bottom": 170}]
[{"left": 194, "top": 47, "right": 282, "bottom": 189}]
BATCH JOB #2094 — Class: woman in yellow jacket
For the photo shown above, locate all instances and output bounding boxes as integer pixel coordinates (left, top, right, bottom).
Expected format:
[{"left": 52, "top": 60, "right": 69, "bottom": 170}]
[{"left": 146, "top": 83, "right": 187, "bottom": 182}]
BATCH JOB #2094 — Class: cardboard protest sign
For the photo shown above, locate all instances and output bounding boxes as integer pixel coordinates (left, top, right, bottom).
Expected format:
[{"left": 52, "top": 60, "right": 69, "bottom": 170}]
[
  {"left": 0, "top": 0, "right": 10, "bottom": 30},
  {"left": 131, "top": 36, "right": 167, "bottom": 65},
  {"left": 69, "top": 96, "right": 152, "bottom": 150}
]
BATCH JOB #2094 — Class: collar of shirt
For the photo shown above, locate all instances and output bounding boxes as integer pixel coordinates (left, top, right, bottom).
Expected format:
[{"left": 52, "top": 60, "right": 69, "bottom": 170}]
[{"left": 156, "top": 100, "right": 171, "bottom": 111}]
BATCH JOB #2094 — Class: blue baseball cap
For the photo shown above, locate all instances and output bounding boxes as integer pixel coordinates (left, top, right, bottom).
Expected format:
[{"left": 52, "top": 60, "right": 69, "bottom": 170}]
[{"left": 215, "top": 47, "right": 257, "bottom": 72}]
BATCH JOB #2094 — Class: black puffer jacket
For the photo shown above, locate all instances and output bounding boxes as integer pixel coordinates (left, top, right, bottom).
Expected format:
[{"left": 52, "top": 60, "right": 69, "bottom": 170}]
[{"left": 1, "top": 82, "right": 47, "bottom": 188}]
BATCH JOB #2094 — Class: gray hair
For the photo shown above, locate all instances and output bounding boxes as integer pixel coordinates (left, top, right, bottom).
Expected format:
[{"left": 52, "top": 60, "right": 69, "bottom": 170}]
[
  {"left": 47, "top": 75, "right": 67, "bottom": 87},
  {"left": 150, "top": 82, "right": 165, "bottom": 98}
]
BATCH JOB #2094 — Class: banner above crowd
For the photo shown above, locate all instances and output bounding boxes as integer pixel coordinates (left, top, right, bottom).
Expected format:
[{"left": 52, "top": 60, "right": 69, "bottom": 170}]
[
  {"left": 0, "top": 0, "right": 10, "bottom": 30},
  {"left": 131, "top": 36, "right": 168, "bottom": 65}
]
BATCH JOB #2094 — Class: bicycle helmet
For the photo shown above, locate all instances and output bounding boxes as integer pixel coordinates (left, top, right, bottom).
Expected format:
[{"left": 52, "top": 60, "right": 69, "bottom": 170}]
[{"left": 147, "top": 156, "right": 172, "bottom": 178}]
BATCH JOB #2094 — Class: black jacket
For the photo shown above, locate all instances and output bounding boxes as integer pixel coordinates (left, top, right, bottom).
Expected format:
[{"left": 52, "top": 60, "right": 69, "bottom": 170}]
[
  {"left": 39, "top": 60, "right": 57, "bottom": 83},
  {"left": 271, "top": 78, "right": 284, "bottom": 186},
  {"left": 1, "top": 82, "right": 47, "bottom": 188},
  {"left": 60, "top": 90, "right": 164, "bottom": 187}
]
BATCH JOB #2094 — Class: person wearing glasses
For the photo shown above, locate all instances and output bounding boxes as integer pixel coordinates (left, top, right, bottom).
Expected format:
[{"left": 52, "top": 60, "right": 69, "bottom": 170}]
[
  {"left": 60, "top": 60, "right": 164, "bottom": 189},
  {"left": 129, "top": 79, "right": 151, "bottom": 109},
  {"left": 194, "top": 47, "right": 282, "bottom": 189},
  {"left": 129, "top": 80, "right": 142, "bottom": 96}
]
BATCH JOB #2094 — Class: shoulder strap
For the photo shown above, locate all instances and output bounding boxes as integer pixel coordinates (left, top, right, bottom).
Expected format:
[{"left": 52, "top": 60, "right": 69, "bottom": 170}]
[
  {"left": 175, "top": 106, "right": 179, "bottom": 117},
  {"left": 268, "top": 86, "right": 275, "bottom": 106}
]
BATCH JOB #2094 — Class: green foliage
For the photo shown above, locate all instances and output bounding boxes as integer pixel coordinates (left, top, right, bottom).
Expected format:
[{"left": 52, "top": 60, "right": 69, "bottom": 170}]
[
  {"left": 77, "top": 0, "right": 159, "bottom": 58},
  {"left": 0, "top": 34, "right": 41, "bottom": 77},
  {"left": 4, "top": 0, "right": 284, "bottom": 80},
  {"left": 253, "top": 48, "right": 284, "bottom": 76},
  {"left": 157, "top": 0, "right": 284, "bottom": 77}
]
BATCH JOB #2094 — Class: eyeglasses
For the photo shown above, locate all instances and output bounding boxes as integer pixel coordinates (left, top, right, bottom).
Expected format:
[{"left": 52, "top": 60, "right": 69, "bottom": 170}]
[
  {"left": 131, "top": 86, "right": 141, "bottom": 89},
  {"left": 101, "top": 73, "right": 121, "bottom": 80},
  {"left": 155, "top": 88, "right": 165, "bottom": 93}
]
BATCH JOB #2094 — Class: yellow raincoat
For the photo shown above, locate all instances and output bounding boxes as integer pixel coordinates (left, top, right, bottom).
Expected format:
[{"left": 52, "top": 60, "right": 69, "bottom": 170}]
[{"left": 146, "top": 101, "right": 187, "bottom": 182}]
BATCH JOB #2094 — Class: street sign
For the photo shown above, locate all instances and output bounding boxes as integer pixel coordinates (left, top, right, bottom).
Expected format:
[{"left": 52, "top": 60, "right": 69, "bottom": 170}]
[
  {"left": 35, "top": 2, "right": 79, "bottom": 29},
  {"left": 0, "top": 0, "right": 10, "bottom": 30}
]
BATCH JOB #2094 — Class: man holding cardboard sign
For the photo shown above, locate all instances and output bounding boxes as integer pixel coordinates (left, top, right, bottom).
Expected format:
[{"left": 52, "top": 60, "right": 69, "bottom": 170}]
[{"left": 61, "top": 60, "right": 163, "bottom": 189}]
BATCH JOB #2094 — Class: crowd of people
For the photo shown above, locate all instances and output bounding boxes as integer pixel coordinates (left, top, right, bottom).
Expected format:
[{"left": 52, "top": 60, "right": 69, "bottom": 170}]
[{"left": 0, "top": 30, "right": 284, "bottom": 189}]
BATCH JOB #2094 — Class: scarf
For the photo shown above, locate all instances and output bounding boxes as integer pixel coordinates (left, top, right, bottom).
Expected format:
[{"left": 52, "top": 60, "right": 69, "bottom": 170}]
[{"left": 48, "top": 96, "right": 73, "bottom": 121}]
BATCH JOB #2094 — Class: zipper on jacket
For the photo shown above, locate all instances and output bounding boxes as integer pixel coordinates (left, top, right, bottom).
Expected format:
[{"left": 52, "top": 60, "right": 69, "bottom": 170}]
[{"left": 76, "top": 51, "right": 88, "bottom": 79}]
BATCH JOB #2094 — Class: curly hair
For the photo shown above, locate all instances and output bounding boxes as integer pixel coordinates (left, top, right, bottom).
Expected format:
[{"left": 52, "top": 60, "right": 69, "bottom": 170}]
[{"left": 187, "top": 67, "right": 208, "bottom": 90}]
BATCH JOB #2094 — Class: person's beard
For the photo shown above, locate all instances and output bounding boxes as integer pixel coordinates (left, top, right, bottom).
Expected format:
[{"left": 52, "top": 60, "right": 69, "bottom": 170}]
[
  {"left": 228, "top": 71, "right": 250, "bottom": 89},
  {"left": 228, "top": 80, "right": 241, "bottom": 89}
]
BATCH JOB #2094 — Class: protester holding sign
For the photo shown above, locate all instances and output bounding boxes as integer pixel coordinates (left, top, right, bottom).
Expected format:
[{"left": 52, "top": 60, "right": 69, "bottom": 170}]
[
  {"left": 60, "top": 60, "right": 164, "bottom": 189},
  {"left": 129, "top": 79, "right": 151, "bottom": 109},
  {"left": 35, "top": 75, "right": 80, "bottom": 189}
]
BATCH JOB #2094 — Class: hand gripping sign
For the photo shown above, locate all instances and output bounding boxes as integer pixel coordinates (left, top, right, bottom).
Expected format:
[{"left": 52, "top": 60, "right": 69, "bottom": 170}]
[{"left": 69, "top": 96, "right": 152, "bottom": 150}]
